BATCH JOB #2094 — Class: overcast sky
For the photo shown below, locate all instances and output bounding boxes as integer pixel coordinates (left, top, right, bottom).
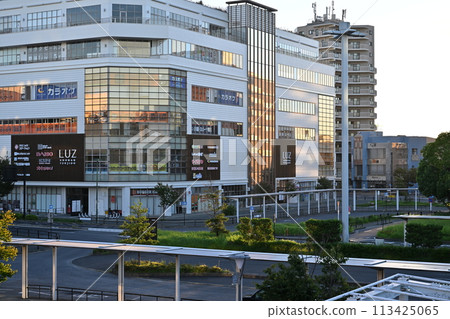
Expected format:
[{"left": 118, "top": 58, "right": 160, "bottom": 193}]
[{"left": 202, "top": 0, "right": 450, "bottom": 138}]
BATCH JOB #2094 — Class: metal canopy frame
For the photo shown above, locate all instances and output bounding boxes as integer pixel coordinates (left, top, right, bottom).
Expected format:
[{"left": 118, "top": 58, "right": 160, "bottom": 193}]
[
  {"left": 327, "top": 274, "right": 450, "bottom": 301},
  {"left": 10, "top": 238, "right": 450, "bottom": 301}
]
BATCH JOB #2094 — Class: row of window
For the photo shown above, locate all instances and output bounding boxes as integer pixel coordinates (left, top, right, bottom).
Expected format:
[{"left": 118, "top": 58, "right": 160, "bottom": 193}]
[
  {"left": 192, "top": 85, "right": 243, "bottom": 107},
  {"left": 278, "top": 126, "right": 316, "bottom": 141},
  {"left": 0, "top": 82, "right": 77, "bottom": 102},
  {"left": 278, "top": 64, "right": 334, "bottom": 87},
  {"left": 278, "top": 98, "right": 316, "bottom": 115},
  {"left": 155, "top": 39, "right": 243, "bottom": 69},
  {"left": 192, "top": 119, "right": 243, "bottom": 137},
  {"left": 0, "top": 117, "right": 77, "bottom": 135},
  {"left": 276, "top": 42, "right": 318, "bottom": 61}
]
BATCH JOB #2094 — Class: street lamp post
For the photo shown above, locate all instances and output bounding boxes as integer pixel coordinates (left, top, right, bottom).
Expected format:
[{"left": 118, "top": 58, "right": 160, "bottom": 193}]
[{"left": 325, "top": 22, "right": 365, "bottom": 243}]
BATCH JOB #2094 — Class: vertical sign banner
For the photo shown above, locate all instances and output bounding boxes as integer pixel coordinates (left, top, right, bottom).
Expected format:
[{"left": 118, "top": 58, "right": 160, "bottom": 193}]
[
  {"left": 274, "top": 140, "right": 296, "bottom": 178},
  {"left": 187, "top": 135, "right": 220, "bottom": 181},
  {"left": 11, "top": 134, "right": 85, "bottom": 181}
]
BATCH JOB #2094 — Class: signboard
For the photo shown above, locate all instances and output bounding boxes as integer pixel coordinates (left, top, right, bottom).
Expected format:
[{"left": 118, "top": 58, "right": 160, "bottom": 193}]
[
  {"left": 274, "top": 140, "right": 296, "bottom": 178},
  {"left": 187, "top": 135, "right": 220, "bottom": 181},
  {"left": 169, "top": 76, "right": 186, "bottom": 89},
  {"left": 11, "top": 134, "right": 85, "bottom": 181},
  {"left": 35, "top": 82, "right": 77, "bottom": 100}
]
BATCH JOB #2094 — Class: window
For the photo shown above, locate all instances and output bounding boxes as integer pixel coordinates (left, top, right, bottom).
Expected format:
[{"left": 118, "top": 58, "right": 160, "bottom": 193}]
[
  {"left": 67, "top": 41, "right": 101, "bottom": 59},
  {"left": 27, "top": 10, "right": 62, "bottom": 30},
  {"left": 112, "top": 4, "right": 142, "bottom": 23},
  {"left": 0, "top": 15, "right": 20, "bottom": 33},
  {"left": 278, "top": 126, "right": 316, "bottom": 141},
  {"left": 150, "top": 7, "right": 166, "bottom": 24},
  {"left": 113, "top": 40, "right": 150, "bottom": 57},
  {"left": 0, "top": 117, "right": 77, "bottom": 135},
  {"left": 27, "top": 44, "right": 62, "bottom": 63},
  {"left": 67, "top": 5, "right": 101, "bottom": 26},
  {"left": 192, "top": 119, "right": 218, "bottom": 135},
  {"left": 278, "top": 98, "right": 316, "bottom": 115},
  {"left": 0, "top": 47, "right": 20, "bottom": 65},
  {"left": 221, "top": 121, "right": 243, "bottom": 136},
  {"left": 192, "top": 85, "right": 243, "bottom": 106},
  {"left": 278, "top": 64, "right": 334, "bottom": 87}
]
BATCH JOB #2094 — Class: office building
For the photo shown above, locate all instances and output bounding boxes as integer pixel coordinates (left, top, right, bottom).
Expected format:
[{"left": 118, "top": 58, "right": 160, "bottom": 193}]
[{"left": 0, "top": 0, "right": 334, "bottom": 216}]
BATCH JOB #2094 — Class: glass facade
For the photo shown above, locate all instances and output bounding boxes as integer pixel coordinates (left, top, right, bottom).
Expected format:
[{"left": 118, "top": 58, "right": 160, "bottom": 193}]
[
  {"left": 150, "top": 39, "right": 243, "bottom": 69},
  {"left": 27, "top": 44, "right": 62, "bottom": 63},
  {"left": 27, "top": 10, "right": 62, "bottom": 30},
  {"left": 85, "top": 67, "right": 187, "bottom": 181},
  {"left": 0, "top": 117, "right": 76, "bottom": 135},
  {"left": 278, "top": 64, "right": 334, "bottom": 87},
  {"left": 0, "top": 15, "right": 20, "bottom": 33},
  {"left": 192, "top": 85, "right": 243, "bottom": 106},
  {"left": 112, "top": 4, "right": 142, "bottom": 23},
  {"left": 278, "top": 98, "right": 316, "bottom": 115},
  {"left": 67, "top": 40, "right": 101, "bottom": 60},
  {"left": 113, "top": 40, "right": 150, "bottom": 58},
  {"left": 318, "top": 95, "right": 335, "bottom": 177},
  {"left": 67, "top": 5, "right": 101, "bottom": 26},
  {"left": 0, "top": 47, "right": 20, "bottom": 66},
  {"left": 278, "top": 126, "right": 316, "bottom": 141},
  {"left": 228, "top": 2, "right": 276, "bottom": 189}
]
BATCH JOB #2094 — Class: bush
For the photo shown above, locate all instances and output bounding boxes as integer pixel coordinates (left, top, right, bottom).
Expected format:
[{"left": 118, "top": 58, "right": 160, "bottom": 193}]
[
  {"left": 205, "top": 213, "right": 229, "bottom": 237},
  {"left": 236, "top": 217, "right": 274, "bottom": 243},
  {"left": 305, "top": 219, "right": 341, "bottom": 245},
  {"left": 24, "top": 214, "right": 39, "bottom": 221},
  {"left": 406, "top": 223, "right": 443, "bottom": 249}
]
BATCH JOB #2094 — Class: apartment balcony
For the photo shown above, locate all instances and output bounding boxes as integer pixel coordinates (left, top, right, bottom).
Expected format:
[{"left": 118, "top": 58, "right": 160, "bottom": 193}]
[
  {"left": 349, "top": 123, "right": 377, "bottom": 131},
  {"left": 336, "top": 111, "right": 377, "bottom": 119},
  {"left": 349, "top": 89, "right": 377, "bottom": 96},
  {"left": 348, "top": 43, "right": 373, "bottom": 51},
  {"left": 349, "top": 77, "right": 377, "bottom": 85},
  {"left": 349, "top": 54, "right": 372, "bottom": 62},
  {"left": 349, "top": 66, "right": 377, "bottom": 73}
]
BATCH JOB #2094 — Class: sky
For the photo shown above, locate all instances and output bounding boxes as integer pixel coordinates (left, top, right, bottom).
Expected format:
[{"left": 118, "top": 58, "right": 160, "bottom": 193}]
[{"left": 202, "top": 0, "right": 450, "bottom": 138}]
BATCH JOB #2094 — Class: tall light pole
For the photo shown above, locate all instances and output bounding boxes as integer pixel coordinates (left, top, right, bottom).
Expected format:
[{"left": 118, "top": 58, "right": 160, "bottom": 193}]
[{"left": 325, "top": 22, "right": 365, "bottom": 242}]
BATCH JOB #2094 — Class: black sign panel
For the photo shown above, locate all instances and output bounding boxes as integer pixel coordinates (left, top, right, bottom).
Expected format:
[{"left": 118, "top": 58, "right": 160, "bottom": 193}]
[
  {"left": 274, "top": 140, "right": 296, "bottom": 178},
  {"left": 187, "top": 135, "right": 220, "bottom": 181},
  {"left": 11, "top": 134, "right": 85, "bottom": 181}
]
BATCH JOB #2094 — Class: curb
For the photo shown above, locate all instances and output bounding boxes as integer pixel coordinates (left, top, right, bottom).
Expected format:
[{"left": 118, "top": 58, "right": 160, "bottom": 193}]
[{"left": 87, "top": 228, "right": 122, "bottom": 233}]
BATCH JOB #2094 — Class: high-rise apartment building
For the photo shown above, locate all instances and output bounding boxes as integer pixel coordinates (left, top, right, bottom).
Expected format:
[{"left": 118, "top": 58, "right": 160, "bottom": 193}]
[
  {"left": 296, "top": 7, "right": 377, "bottom": 182},
  {"left": 0, "top": 0, "right": 334, "bottom": 216}
]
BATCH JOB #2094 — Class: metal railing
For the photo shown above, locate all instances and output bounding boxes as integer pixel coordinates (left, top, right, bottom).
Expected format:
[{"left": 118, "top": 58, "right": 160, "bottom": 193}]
[
  {"left": 27, "top": 285, "right": 200, "bottom": 301},
  {"left": 8, "top": 227, "right": 60, "bottom": 239}
]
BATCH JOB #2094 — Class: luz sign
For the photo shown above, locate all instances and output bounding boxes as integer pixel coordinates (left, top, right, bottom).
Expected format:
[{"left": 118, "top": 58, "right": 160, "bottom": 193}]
[{"left": 11, "top": 134, "right": 85, "bottom": 181}]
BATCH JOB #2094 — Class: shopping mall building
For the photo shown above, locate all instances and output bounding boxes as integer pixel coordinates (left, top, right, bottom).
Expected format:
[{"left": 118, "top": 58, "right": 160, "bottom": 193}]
[{"left": 0, "top": 0, "right": 335, "bottom": 216}]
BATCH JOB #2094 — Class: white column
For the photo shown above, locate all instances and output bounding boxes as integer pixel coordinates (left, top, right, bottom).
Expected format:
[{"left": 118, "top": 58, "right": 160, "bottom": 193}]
[
  {"left": 22, "top": 245, "right": 28, "bottom": 299},
  {"left": 297, "top": 194, "right": 300, "bottom": 216},
  {"left": 353, "top": 190, "right": 357, "bottom": 212},
  {"left": 121, "top": 187, "right": 131, "bottom": 217},
  {"left": 375, "top": 190, "right": 378, "bottom": 211},
  {"left": 186, "top": 186, "right": 192, "bottom": 215},
  {"left": 175, "top": 255, "right": 181, "bottom": 301},
  {"left": 414, "top": 190, "right": 418, "bottom": 211},
  {"left": 263, "top": 196, "right": 266, "bottom": 218},
  {"left": 117, "top": 252, "right": 125, "bottom": 301},
  {"left": 308, "top": 194, "right": 311, "bottom": 215},
  {"left": 52, "top": 247, "right": 57, "bottom": 301},
  {"left": 396, "top": 190, "right": 400, "bottom": 212}
]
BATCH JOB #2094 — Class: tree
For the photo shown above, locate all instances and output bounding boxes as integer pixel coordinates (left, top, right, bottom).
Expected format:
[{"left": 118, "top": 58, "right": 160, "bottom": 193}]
[
  {"left": 237, "top": 217, "right": 274, "bottom": 243},
  {"left": 256, "top": 254, "right": 319, "bottom": 301},
  {"left": 155, "top": 182, "right": 179, "bottom": 215},
  {"left": 393, "top": 167, "right": 417, "bottom": 188},
  {"left": 417, "top": 132, "right": 450, "bottom": 210},
  {"left": 0, "top": 211, "right": 18, "bottom": 284},
  {"left": 202, "top": 188, "right": 229, "bottom": 236},
  {"left": 314, "top": 247, "right": 349, "bottom": 300},
  {"left": 0, "top": 157, "right": 16, "bottom": 198},
  {"left": 120, "top": 202, "right": 157, "bottom": 245},
  {"left": 316, "top": 177, "right": 333, "bottom": 190}
]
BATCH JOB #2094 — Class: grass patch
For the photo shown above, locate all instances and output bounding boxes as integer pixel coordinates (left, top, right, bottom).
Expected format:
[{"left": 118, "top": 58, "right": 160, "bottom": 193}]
[
  {"left": 377, "top": 220, "right": 450, "bottom": 241},
  {"left": 123, "top": 259, "right": 230, "bottom": 275},
  {"left": 273, "top": 223, "right": 307, "bottom": 236}
]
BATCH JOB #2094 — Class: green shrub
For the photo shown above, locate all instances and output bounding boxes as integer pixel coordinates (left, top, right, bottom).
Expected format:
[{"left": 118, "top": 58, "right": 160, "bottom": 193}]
[
  {"left": 205, "top": 213, "right": 229, "bottom": 237},
  {"left": 406, "top": 223, "right": 443, "bottom": 249},
  {"left": 236, "top": 217, "right": 274, "bottom": 243},
  {"left": 304, "top": 219, "right": 341, "bottom": 245},
  {"left": 123, "top": 259, "right": 230, "bottom": 274},
  {"left": 24, "top": 214, "right": 38, "bottom": 221}
]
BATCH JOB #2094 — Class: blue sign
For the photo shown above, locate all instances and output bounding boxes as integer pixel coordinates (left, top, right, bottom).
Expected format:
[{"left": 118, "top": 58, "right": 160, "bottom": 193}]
[
  {"left": 169, "top": 76, "right": 186, "bottom": 89},
  {"left": 217, "top": 89, "right": 242, "bottom": 106},
  {"left": 35, "top": 83, "right": 77, "bottom": 100},
  {"left": 49, "top": 204, "right": 54, "bottom": 210}
]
